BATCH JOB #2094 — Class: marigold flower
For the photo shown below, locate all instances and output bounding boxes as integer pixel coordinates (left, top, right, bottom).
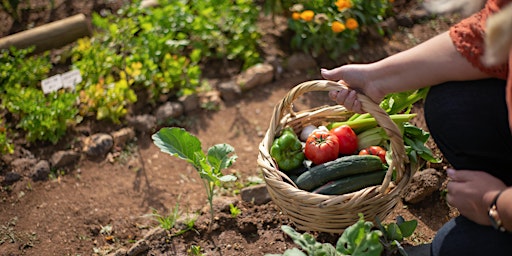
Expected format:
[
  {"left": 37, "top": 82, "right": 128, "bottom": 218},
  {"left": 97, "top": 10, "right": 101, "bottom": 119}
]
[
  {"left": 300, "top": 10, "right": 315, "bottom": 22},
  {"left": 292, "top": 12, "right": 301, "bottom": 20},
  {"left": 331, "top": 21, "right": 346, "bottom": 33},
  {"left": 346, "top": 18, "right": 359, "bottom": 30},
  {"left": 335, "top": 0, "right": 353, "bottom": 11}
]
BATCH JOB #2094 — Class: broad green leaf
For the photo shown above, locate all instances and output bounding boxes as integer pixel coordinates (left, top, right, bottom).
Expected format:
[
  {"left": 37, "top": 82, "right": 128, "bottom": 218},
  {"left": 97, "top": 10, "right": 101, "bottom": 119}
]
[
  {"left": 398, "top": 219, "right": 418, "bottom": 238},
  {"left": 152, "top": 127, "right": 205, "bottom": 167},
  {"left": 385, "top": 223, "right": 403, "bottom": 241},
  {"left": 337, "top": 215, "right": 383, "bottom": 256},
  {"left": 207, "top": 143, "right": 237, "bottom": 173}
]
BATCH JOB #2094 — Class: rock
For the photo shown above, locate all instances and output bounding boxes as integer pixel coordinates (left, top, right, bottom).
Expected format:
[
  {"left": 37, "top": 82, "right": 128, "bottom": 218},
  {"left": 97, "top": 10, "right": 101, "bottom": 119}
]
[
  {"left": 155, "top": 101, "right": 183, "bottom": 121},
  {"left": 2, "top": 172, "right": 22, "bottom": 185},
  {"left": 83, "top": 133, "right": 114, "bottom": 157},
  {"left": 240, "top": 184, "right": 271, "bottom": 205},
  {"left": 49, "top": 150, "right": 81, "bottom": 169},
  {"left": 126, "top": 114, "right": 157, "bottom": 133},
  {"left": 284, "top": 52, "right": 317, "bottom": 71},
  {"left": 236, "top": 63, "right": 274, "bottom": 91},
  {"left": 199, "top": 90, "right": 222, "bottom": 110},
  {"left": 10, "top": 158, "right": 37, "bottom": 175},
  {"left": 111, "top": 127, "right": 136, "bottom": 149},
  {"left": 31, "top": 160, "right": 51, "bottom": 181},
  {"left": 178, "top": 94, "right": 200, "bottom": 113},
  {"left": 1, "top": 147, "right": 34, "bottom": 165},
  {"left": 218, "top": 80, "right": 242, "bottom": 101},
  {"left": 402, "top": 168, "right": 442, "bottom": 204}
]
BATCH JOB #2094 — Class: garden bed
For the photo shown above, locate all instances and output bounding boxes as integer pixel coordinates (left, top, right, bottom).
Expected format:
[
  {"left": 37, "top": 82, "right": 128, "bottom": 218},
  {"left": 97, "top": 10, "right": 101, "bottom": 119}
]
[{"left": 0, "top": 0, "right": 461, "bottom": 255}]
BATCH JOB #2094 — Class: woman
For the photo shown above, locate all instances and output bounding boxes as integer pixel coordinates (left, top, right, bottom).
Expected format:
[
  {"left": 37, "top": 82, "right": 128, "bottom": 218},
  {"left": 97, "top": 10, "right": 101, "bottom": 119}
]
[{"left": 322, "top": 0, "right": 512, "bottom": 255}]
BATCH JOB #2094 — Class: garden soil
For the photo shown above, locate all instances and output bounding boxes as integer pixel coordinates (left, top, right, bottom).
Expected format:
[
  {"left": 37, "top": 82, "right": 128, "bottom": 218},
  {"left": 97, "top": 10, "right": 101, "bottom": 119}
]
[{"left": 0, "top": 0, "right": 461, "bottom": 255}]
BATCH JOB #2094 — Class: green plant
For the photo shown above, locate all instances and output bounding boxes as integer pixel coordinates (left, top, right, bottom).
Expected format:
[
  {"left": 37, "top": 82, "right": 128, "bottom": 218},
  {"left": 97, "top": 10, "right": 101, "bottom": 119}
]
[
  {"left": 0, "top": 118, "right": 14, "bottom": 155},
  {"left": 188, "top": 245, "right": 204, "bottom": 256},
  {"left": 152, "top": 127, "right": 237, "bottom": 230},
  {"left": 229, "top": 203, "right": 241, "bottom": 218},
  {"left": 4, "top": 86, "right": 79, "bottom": 144},
  {"left": 149, "top": 201, "right": 197, "bottom": 235},
  {"left": 267, "top": 214, "right": 417, "bottom": 256},
  {"left": 267, "top": 0, "right": 393, "bottom": 59},
  {"left": 376, "top": 216, "right": 418, "bottom": 256}
]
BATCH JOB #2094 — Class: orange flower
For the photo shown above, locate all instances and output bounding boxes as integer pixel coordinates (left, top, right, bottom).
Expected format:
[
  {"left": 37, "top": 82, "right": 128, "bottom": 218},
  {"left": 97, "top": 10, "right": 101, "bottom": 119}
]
[
  {"left": 389, "top": 0, "right": 395, "bottom": 3},
  {"left": 300, "top": 10, "right": 315, "bottom": 22},
  {"left": 292, "top": 12, "right": 300, "bottom": 20},
  {"left": 331, "top": 21, "right": 346, "bottom": 33},
  {"left": 346, "top": 18, "right": 359, "bottom": 30},
  {"left": 335, "top": 0, "right": 352, "bottom": 11}
]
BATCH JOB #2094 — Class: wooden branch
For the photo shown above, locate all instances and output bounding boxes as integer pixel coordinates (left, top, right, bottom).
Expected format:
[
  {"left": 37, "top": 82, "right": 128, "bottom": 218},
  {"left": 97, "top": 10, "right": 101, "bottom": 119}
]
[{"left": 0, "top": 13, "right": 91, "bottom": 53}]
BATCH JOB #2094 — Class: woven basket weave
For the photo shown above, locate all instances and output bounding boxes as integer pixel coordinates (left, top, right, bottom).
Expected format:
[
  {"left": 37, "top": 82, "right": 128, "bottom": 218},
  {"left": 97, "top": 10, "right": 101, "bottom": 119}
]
[{"left": 257, "top": 80, "right": 413, "bottom": 233}]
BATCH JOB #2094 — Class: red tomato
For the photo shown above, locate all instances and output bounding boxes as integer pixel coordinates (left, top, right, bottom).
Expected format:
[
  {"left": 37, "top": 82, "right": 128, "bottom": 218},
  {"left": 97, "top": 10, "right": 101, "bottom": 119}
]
[
  {"left": 359, "top": 146, "right": 387, "bottom": 163},
  {"left": 330, "top": 125, "right": 358, "bottom": 155},
  {"left": 304, "top": 130, "right": 340, "bottom": 165}
]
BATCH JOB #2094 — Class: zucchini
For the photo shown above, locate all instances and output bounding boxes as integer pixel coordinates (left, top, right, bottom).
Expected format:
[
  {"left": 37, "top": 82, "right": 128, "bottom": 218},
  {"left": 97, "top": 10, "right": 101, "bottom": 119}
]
[
  {"left": 295, "top": 155, "right": 384, "bottom": 191},
  {"left": 312, "top": 170, "right": 386, "bottom": 195}
]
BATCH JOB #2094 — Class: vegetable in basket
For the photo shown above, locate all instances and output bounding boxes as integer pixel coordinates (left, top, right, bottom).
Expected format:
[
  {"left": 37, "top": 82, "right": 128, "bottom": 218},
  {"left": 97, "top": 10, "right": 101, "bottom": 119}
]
[
  {"left": 330, "top": 125, "right": 358, "bottom": 155},
  {"left": 270, "top": 127, "right": 305, "bottom": 172},
  {"left": 304, "top": 129, "right": 339, "bottom": 165}
]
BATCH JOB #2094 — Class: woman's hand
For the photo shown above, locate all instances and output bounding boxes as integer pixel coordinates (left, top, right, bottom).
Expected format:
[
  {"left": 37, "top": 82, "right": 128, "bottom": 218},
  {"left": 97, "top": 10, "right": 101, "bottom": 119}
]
[
  {"left": 446, "top": 168, "right": 507, "bottom": 225},
  {"left": 321, "top": 64, "right": 385, "bottom": 113}
]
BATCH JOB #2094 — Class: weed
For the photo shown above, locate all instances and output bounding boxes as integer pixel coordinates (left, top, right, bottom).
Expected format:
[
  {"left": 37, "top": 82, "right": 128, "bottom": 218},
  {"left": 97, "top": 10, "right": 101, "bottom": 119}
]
[{"left": 229, "top": 203, "right": 241, "bottom": 218}]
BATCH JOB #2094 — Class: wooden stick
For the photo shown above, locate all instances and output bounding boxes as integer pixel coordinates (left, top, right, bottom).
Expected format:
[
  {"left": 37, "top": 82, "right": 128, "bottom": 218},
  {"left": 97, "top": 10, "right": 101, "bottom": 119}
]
[{"left": 0, "top": 13, "right": 91, "bottom": 53}]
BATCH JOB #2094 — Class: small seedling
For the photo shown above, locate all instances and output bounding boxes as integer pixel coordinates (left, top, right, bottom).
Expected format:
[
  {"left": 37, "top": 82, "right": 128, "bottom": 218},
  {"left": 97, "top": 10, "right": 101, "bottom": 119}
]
[
  {"left": 152, "top": 127, "right": 237, "bottom": 231},
  {"left": 229, "top": 204, "right": 241, "bottom": 218}
]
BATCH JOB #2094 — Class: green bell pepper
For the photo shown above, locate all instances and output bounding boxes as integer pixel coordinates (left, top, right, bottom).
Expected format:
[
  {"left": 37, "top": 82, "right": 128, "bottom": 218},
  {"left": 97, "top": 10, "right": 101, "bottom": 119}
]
[{"left": 270, "top": 127, "right": 305, "bottom": 172}]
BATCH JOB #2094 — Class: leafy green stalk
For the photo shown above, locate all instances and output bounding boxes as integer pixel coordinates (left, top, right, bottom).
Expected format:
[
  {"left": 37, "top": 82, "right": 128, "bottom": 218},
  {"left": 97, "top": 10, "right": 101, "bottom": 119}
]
[
  {"left": 328, "top": 113, "right": 417, "bottom": 132},
  {"left": 152, "top": 127, "right": 237, "bottom": 230}
]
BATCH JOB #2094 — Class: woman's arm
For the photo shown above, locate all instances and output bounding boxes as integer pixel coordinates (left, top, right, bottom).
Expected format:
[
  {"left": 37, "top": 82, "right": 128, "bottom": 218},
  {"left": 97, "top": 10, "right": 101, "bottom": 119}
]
[{"left": 322, "top": 31, "right": 491, "bottom": 110}]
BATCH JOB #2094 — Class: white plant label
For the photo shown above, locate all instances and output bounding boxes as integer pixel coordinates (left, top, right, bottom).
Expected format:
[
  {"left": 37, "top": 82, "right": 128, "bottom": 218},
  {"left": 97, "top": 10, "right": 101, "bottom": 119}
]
[
  {"left": 41, "top": 74, "right": 63, "bottom": 94},
  {"left": 61, "top": 70, "right": 82, "bottom": 89},
  {"left": 41, "top": 69, "right": 82, "bottom": 94}
]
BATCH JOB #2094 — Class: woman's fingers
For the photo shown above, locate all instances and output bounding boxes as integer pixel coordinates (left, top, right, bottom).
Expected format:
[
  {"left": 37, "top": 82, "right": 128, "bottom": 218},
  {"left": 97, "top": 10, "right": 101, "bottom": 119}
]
[{"left": 329, "top": 89, "right": 364, "bottom": 113}]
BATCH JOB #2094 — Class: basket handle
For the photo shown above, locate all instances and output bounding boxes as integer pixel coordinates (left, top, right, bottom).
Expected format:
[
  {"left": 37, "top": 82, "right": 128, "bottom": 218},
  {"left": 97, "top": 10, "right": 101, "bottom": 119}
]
[{"left": 268, "top": 80, "right": 408, "bottom": 193}]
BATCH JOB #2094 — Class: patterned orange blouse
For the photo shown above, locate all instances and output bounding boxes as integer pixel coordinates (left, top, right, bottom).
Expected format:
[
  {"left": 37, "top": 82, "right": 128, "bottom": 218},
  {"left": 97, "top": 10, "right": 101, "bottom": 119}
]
[{"left": 449, "top": 0, "right": 512, "bottom": 130}]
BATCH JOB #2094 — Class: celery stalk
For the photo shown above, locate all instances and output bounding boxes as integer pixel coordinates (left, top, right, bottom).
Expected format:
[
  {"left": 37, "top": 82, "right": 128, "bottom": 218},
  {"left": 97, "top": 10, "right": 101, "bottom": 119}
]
[{"left": 327, "top": 113, "right": 417, "bottom": 133}]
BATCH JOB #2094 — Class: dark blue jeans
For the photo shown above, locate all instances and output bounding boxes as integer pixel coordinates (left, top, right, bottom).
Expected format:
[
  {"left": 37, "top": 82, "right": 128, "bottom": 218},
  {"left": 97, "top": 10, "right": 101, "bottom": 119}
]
[{"left": 424, "top": 79, "right": 512, "bottom": 256}]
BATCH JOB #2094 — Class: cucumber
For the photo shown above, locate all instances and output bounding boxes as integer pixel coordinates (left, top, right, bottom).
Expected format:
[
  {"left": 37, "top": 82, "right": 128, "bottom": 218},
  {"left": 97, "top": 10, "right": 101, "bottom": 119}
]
[
  {"left": 295, "top": 155, "right": 384, "bottom": 191},
  {"left": 312, "top": 170, "right": 386, "bottom": 195}
]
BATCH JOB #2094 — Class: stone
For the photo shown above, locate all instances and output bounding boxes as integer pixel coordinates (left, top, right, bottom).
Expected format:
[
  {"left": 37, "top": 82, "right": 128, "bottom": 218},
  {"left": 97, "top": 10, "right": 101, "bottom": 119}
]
[
  {"left": 155, "top": 101, "right": 183, "bottom": 121},
  {"left": 218, "top": 80, "right": 242, "bottom": 101},
  {"left": 10, "top": 158, "right": 37, "bottom": 175},
  {"left": 178, "top": 94, "right": 200, "bottom": 113},
  {"left": 83, "top": 133, "right": 114, "bottom": 157},
  {"left": 236, "top": 63, "right": 274, "bottom": 91},
  {"left": 2, "top": 172, "right": 22, "bottom": 185},
  {"left": 111, "top": 127, "right": 136, "bottom": 149},
  {"left": 31, "top": 160, "right": 51, "bottom": 181},
  {"left": 402, "top": 168, "right": 442, "bottom": 204},
  {"left": 126, "top": 114, "right": 157, "bottom": 133},
  {"left": 49, "top": 150, "right": 81, "bottom": 169},
  {"left": 240, "top": 184, "right": 271, "bottom": 205}
]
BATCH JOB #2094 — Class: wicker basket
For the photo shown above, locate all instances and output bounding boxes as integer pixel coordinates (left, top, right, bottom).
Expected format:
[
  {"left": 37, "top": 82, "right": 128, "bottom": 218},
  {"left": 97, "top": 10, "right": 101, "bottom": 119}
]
[{"left": 257, "top": 80, "right": 413, "bottom": 233}]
